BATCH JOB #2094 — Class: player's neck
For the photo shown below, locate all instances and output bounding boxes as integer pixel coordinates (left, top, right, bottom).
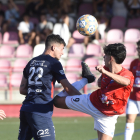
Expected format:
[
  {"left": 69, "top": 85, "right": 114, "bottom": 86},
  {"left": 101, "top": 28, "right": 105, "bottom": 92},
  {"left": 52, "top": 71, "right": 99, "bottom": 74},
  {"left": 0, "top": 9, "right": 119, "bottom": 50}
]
[{"left": 109, "top": 64, "right": 122, "bottom": 74}]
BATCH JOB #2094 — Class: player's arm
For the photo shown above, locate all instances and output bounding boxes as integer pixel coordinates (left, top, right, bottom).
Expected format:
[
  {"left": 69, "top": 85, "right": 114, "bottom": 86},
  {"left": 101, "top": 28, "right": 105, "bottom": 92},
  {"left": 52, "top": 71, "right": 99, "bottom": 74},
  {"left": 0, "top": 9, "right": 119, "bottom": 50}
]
[
  {"left": 60, "top": 79, "right": 81, "bottom": 96},
  {"left": 97, "top": 75, "right": 102, "bottom": 87},
  {"left": 20, "top": 75, "right": 28, "bottom": 95},
  {"left": 54, "top": 78, "right": 82, "bottom": 109},
  {"left": 96, "top": 65, "right": 130, "bottom": 86}
]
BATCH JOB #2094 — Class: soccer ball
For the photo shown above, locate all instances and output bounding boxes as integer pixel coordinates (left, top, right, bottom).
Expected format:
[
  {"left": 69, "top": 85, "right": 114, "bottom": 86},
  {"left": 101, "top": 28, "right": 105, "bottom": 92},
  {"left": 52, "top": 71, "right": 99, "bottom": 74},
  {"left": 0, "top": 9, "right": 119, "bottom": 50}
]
[{"left": 76, "top": 14, "right": 98, "bottom": 36}]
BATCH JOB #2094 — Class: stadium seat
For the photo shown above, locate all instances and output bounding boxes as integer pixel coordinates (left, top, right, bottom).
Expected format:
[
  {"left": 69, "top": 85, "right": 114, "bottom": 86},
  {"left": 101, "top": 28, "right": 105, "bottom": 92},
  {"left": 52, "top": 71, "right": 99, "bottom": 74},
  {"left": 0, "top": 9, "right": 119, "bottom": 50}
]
[
  {"left": 0, "top": 74, "right": 8, "bottom": 88},
  {"left": 124, "top": 29, "right": 140, "bottom": 43},
  {"left": 68, "top": 43, "right": 85, "bottom": 58},
  {"left": 124, "top": 43, "right": 137, "bottom": 56},
  {"left": 65, "top": 59, "right": 81, "bottom": 72},
  {"left": 86, "top": 44, "right": 102, "bottom": 57},
  {"left": 0, "top": 32, "right": 2, "bottom": 44},
  {"left": 121, "top": 57, "right": 134, "bottom": 69},
  {"left": 13, "top": 59, "right": 28, "bottom": 72},
  {"left": 78, "top": 3, "right": 93, "bottom": 17},
  {"left": 127, "top": 18, "right": 140, "bottom": 29},
  {"left": 0, "top": 45, "right": 15, "bottom": 58},
  {"left": 0, "top": 60, "right": 11, "bottom": 73},
  {"left": 110, "top": 16, "right": 126, "bottom": 29},
  {"left": 85, "top": 58, "right": 99, "bottom": 71},
  {"left": 10, "top": 73, "right": 22, "bottom": 87},
  {"left": 16, "top": 44, "right": 33, "bottom": 58},
  {"left": 33, "top": 44, "right": 45, "bottom": 57},
  {"left": 106, "top": 29, "right": 123, "bottom": 43},
  {"left": 2, "top": 31, "right": 19, "bottom": 45},
  {"left": 72, "top": 30, "right": 85, "bottom": 43},
  {"left": 65, "top": 73, "right": 78, "bottom": 84}
]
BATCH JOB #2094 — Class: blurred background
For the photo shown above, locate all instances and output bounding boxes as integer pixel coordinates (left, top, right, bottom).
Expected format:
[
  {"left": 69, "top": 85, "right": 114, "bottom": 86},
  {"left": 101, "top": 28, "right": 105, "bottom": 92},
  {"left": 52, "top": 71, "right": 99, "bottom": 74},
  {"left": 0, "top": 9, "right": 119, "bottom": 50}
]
[{"left": 0, "top": 0, "right": 140, "bottom": 117}]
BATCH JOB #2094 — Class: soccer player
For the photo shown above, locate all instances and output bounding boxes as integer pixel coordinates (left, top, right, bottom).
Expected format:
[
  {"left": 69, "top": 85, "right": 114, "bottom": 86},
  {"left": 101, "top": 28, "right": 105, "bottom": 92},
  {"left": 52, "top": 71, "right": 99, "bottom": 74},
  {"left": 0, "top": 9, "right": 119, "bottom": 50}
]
[
  {"left": 124, "top": 40, "right": 140, "bottom": 140},
  {"left": 54, "top": 43, "right": 134, "bottom": 140},
  {"left": 18, "top": 34, "right": 95, "bottom": 140},
  {"left": 0, "top": 110, "right": 6, "bottom": 120}
]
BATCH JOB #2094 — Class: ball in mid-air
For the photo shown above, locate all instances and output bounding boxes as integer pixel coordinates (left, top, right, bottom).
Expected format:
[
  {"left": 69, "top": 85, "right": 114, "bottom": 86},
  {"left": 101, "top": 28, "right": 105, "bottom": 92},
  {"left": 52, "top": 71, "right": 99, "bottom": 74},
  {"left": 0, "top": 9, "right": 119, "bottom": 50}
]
[{"left": 76, "top": 14, "right": 98, "bottom": 36}]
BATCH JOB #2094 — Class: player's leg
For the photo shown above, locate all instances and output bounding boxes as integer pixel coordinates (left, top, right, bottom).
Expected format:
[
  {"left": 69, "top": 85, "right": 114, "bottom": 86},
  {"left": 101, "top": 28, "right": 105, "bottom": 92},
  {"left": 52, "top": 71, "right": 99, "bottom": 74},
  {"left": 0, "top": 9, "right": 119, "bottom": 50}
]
[
  {"left": 124, "top": 99, "right": 139, "bottom": 140},
  {"left": 97, "top": 130, "right": 112, "bottom": 140},
  {"left": 54, "top": 61, "right": 96, "bottom": 108},
  {"left": 26, "top": 112, "right": 55, "bottom": 140},
  {"left": 18, "top": 111, "right": 33, "bottom": 140}
]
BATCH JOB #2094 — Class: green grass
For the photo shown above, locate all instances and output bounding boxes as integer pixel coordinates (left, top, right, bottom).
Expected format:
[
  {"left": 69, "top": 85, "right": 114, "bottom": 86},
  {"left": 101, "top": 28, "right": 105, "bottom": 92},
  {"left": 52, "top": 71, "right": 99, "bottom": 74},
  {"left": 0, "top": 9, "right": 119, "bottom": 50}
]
[{"left": 0, "top": 116, "right": 140, "bottom": 140}]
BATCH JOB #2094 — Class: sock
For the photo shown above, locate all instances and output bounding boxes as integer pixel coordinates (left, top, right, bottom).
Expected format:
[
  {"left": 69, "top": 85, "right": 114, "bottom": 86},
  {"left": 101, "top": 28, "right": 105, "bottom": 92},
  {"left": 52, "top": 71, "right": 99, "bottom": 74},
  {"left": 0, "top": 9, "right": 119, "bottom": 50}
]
[
  {"left": 124, "top": 123, "right": 134, "bottom": 140},
  {"left": 57, "top": 78, "right": 88, "bottom": 97}
]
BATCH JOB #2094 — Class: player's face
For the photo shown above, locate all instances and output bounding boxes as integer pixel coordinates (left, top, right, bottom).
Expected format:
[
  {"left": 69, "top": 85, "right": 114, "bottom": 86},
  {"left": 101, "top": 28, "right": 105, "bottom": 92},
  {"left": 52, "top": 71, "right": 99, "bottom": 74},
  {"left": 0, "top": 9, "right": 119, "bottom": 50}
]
[
  {"left": 104, "top": 54, "right": 111, "bottom": 67},
  {"left": 54, "top": 44, "right": 64, "bottom": 60}
]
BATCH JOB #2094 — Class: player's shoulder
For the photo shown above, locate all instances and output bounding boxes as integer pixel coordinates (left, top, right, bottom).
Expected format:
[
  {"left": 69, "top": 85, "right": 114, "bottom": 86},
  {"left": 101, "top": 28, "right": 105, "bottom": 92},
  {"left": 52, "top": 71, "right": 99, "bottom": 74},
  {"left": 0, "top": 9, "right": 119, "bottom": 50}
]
[
  {"left": 121, "top": 67, "right": 134, "bottom": 77},
  {"left": 131, "top": 58, "right": 139, "bottom": 65}
]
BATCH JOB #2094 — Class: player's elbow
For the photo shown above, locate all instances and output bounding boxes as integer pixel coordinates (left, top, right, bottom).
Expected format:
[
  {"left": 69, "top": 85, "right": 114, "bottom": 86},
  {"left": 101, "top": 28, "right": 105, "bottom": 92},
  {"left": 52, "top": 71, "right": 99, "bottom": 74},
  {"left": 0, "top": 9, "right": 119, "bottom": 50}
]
[
  {"left": 124, "top": 79, "right": 131, "bottom": 86},
  {"left": 53, "top": 96, "right": 60, "bottom": 108}
]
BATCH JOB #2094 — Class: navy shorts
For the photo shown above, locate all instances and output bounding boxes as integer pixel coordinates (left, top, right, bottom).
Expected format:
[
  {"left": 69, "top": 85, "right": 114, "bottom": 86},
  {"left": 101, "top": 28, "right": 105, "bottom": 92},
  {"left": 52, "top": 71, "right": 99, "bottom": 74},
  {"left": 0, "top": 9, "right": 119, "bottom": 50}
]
[{"left": 18, "top": 111, "right": 55, "bottom": 140}]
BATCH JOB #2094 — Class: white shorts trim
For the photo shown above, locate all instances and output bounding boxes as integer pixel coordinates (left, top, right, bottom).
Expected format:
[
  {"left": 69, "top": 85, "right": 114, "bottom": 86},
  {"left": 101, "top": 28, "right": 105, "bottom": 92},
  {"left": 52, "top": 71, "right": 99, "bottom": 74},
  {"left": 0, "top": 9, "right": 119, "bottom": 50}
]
[
  {"left": 126, "top": 99, "right": 140, "bottom": 114},
  {"left": 65, "top": 94, "right": 119, "bottom": 137}
]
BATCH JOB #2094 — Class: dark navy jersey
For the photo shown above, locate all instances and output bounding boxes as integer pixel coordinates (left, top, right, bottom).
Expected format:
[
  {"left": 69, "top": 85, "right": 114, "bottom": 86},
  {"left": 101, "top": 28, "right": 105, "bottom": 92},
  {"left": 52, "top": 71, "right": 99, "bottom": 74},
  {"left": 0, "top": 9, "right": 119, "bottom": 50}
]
[{"left": 20, "top": 54, "right": 66, "bottom": 117}]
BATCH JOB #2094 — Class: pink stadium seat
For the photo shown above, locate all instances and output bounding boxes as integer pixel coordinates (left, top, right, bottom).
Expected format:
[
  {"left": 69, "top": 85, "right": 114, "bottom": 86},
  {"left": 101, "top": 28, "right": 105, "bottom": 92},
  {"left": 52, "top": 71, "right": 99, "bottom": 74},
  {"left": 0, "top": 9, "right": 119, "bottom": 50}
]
[
  {"left": 0, "top": 74, "right": 8, "bottom": 88},
  {"left": 72, "top": 30, "right": 85, "bottom": 43},
  {"left": 65, "top": 59, "right": 81, "bottom": 72},
  {"left": 86, "top": 44, "right": 102, "bottom": 56},
  {"left": 127, "top": 18, "right": 140, "bottom": 29},
  {"left": 78, "top": 3, "right": 93, "bottom": 17},
  {"left": 124, "top": 43, "right": 137, "bottom": 56},
  {"left": 0, "top": 60, "right": 11, "bottom": 72},
  {"left": 16, "top": 45, "right": 33, "bottom": 58},
  {"left": 0, "top": 32, "right": 2, "bottom": 44},
  {"left": 65, "top": 73, "right": 78, "bottom": 84},
  {"left": 106, "top": 29, "right": 123, "bottom": 43},
  {"left": 10, "top": 73, "right": 22, "bottom": 87},
  {"left": 2, "top": 31, "right": 18, "bottom": 45},
  {"left": 122, "top": 58, "right": 134, "bottom": 69},
  {"left": 110, "top": 16, "right": 126, "bottom": 29},
  {"left": 0, "top": 45, "right": 15, "bottom": 58},
  {"left": 85, "top": 58, "right": 99, "bottom": 71},
  {"left": 68, "top": 43, "right": 85, "bottom": 57},
  {"left": 13, "top": 59, "right": 28, "bottom": 72},
  {"left": 124, "top": 29, "right": 140, "bottom": 43}
]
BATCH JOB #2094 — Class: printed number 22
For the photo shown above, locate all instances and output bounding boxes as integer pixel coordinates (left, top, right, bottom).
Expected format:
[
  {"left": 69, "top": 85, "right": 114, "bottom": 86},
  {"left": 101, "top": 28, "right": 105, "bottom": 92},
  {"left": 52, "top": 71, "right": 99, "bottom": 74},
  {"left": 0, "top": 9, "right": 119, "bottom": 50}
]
[{"left": 28, "top": 67, "right": 43, "bottom": 85}]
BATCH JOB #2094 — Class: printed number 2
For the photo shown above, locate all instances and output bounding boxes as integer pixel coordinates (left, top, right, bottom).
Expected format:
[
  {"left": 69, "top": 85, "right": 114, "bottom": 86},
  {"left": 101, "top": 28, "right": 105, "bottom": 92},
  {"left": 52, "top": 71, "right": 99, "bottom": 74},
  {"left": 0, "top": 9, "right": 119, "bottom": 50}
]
[{"left": 28, "top": 67, "right": 43, "bottom": 85}]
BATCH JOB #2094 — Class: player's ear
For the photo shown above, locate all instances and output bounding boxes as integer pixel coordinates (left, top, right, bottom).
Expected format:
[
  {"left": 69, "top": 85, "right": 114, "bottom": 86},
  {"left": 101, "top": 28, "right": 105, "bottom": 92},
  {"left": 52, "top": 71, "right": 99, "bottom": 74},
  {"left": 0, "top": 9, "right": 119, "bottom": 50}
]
[{"left": 51, "top": 46, "right": 55, "bottom": 51}]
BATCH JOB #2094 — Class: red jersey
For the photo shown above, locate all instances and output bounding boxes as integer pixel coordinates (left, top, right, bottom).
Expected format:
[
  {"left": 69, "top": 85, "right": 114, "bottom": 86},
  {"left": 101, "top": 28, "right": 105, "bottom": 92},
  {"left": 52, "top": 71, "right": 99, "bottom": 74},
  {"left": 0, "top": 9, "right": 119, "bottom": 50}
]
[
  {"left": 90, "top": 66, "right": 134, "bottom": 116},
  {"left": 129, "top": 59, "right": 140, "bottom": 101}
]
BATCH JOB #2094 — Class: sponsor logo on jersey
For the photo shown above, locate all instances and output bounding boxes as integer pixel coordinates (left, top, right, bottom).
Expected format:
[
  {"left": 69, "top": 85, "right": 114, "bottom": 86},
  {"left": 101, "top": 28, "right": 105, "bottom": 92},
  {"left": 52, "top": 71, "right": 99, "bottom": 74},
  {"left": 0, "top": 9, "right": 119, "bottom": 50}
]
[
  {"left": 30, "top": 60, "right": 45, "bottom": 67},
  {"left": 37, "top": 129, "right": 50, "bottom": 137},
  {"left": 136, "top": 70, "right": 140, "bottom": 76},
  {"left": 59, "top": 70, "right": 65, "bottom": 75},
  {"left": 71, "top": 98, "right": 80, "bottom": 102}
]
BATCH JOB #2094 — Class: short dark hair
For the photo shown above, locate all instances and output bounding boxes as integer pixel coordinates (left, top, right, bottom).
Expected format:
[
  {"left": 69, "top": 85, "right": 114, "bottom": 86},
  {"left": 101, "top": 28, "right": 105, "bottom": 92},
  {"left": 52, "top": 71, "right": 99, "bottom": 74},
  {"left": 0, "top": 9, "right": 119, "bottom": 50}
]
[
  {"left": 104, "top": 43, "right": 126, "bottom": 64},
  {"left": 45, "top": 34, "right": 66, "bottom": 49},
  {"left": 137, "top": 40, "right": 140, "bottom": 46}
]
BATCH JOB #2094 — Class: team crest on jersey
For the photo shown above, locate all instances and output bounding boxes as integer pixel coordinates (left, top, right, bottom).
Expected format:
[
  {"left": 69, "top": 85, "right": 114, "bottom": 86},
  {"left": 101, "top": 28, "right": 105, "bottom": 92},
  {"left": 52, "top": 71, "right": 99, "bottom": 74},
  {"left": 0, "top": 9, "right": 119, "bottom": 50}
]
[{"left": 59, "top": 70, "right": 65, "bottom": 75}]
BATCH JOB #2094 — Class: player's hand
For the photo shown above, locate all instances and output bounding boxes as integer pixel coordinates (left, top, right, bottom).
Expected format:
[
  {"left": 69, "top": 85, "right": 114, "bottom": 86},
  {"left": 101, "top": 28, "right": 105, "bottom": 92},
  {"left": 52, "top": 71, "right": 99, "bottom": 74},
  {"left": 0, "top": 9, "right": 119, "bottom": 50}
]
[
  {"left": 95, "top": 65, "right": 106, "bottom": 74},
  {"left": 0, "top": 110, "right": 6, "bottom": 120}
]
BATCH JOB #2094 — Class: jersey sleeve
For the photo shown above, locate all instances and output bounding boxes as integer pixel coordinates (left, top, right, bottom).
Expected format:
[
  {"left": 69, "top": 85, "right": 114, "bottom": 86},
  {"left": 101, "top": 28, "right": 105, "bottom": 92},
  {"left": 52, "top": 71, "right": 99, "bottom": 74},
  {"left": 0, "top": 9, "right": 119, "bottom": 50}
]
[
  {"left": 52, "top": 61, "right": 66, "bottom": 83},
  {"left": 23, "top": 60, "right": 31, "bottom": 79}
]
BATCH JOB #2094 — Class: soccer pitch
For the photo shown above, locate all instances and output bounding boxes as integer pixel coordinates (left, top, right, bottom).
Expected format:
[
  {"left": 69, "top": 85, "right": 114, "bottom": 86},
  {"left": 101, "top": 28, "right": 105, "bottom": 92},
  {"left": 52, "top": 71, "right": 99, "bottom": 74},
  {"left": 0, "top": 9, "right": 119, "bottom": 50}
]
[{"left": 0, "top": 116, "right": 140, "bottom": 140}]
